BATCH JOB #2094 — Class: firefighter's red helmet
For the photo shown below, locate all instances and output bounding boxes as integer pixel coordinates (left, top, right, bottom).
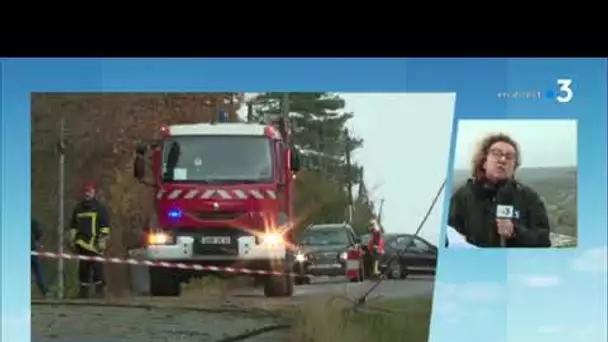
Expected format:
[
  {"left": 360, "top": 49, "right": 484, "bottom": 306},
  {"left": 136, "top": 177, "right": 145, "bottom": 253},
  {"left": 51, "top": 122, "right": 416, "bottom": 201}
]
[{"left": 83, "top": 182, "right": 97, "bottom": 194}]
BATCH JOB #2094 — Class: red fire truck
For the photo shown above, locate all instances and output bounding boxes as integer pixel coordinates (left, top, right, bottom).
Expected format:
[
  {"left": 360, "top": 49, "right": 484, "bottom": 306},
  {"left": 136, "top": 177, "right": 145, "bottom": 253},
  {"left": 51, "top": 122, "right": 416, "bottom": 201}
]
[{"left": 133, "top": 114, "right": 301, "bottom": 297}]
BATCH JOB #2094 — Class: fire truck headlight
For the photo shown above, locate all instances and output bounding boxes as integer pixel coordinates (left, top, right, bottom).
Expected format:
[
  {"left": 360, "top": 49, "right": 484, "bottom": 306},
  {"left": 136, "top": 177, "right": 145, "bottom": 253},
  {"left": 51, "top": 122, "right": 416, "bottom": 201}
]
[
  {"left": 148, "top": 232, "right": 173, "bottom": 245},
  {"left": 339, "top": 252, "right": 348, "bottom": 261},
  {"left": 295, "top": 253, "right": 306, "bottom": 262},
  {"left": 260, "top": 232, "right": 283, "bottom": 246}
]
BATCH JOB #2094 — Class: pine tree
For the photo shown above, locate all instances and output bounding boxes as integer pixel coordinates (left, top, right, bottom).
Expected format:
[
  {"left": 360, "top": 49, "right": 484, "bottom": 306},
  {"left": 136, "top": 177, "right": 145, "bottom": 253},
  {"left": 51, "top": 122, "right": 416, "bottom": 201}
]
[
  {"left": 251, "top": 92, "right": 366, "bottom": 230},
  {"left": 352, "top": 168, "right": 376, "bottom": 235},
  {"left": 251, "top": 92, "right": 362, "bottom": 184}
]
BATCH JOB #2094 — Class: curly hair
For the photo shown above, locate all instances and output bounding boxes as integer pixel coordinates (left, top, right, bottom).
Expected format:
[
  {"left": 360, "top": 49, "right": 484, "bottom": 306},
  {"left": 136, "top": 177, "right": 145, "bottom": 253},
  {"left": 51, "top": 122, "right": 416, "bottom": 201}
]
[{"left": 470, "top": 133, "right": 521, "bottom": 179}]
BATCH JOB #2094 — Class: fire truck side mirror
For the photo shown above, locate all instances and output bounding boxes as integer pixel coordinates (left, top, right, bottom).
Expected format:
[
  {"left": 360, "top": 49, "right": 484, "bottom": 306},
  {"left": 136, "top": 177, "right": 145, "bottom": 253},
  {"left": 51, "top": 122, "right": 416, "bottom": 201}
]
[
  {"left": 134, "top": 142, "right": 148, "bottom": 180},
  {"left": 290, "top": 149, "right": 301, "bottom": 173}
]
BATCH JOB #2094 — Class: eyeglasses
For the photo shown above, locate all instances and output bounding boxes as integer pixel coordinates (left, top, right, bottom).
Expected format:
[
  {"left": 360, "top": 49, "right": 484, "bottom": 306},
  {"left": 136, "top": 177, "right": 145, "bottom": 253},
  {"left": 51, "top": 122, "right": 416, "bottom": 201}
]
[{"left": 488, "top": 148, "right": 516, "bottom": 162}]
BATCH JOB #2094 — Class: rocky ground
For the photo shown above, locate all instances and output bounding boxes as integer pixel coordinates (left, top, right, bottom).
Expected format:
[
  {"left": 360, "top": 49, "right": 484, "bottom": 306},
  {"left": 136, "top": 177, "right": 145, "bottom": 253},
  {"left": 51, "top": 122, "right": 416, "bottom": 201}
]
[{"left": 32, "top": 299, "right": 288, "bottom": 342}]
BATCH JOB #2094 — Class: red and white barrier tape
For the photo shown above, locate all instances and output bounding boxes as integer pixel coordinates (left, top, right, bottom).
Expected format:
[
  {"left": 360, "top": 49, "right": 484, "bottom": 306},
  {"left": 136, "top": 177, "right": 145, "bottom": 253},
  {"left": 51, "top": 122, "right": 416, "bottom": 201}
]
[{"left": 31, "top": 250, "right": 309, "bottom": 278}]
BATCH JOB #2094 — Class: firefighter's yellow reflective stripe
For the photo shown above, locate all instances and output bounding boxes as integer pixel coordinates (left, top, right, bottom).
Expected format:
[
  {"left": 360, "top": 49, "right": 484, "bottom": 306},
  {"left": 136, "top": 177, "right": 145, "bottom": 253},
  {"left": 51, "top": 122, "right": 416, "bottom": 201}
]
[
  {"left": 77, "top": 212, "right": 98, "bottom": 246},
  {"left": 77, "top": 212, "right": 97, "bottom": 219},
  {"left": 75, "top": 239, "right": 98, "bottom": 253},
  {"left": 100, "top": 227, "right": 110, "bottom": 234}
]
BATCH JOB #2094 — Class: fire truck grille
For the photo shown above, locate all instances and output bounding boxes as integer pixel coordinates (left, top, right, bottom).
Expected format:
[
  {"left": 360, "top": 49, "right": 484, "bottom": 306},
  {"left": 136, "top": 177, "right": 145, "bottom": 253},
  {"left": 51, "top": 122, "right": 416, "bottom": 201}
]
[
  {"left": 194, "top": 211, "right": 244, "bottom": 221},
  {"left": 309, "top": 252, "right": 338, "bottom": 263}
]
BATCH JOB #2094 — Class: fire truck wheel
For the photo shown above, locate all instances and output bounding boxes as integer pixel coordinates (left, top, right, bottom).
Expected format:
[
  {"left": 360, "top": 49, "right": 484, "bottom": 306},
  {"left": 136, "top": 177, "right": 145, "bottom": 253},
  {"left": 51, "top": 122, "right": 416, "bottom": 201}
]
[
  {"left": 399, "top": 266, "right": 409, "bottom": 280},
  {"left": 149, "top": 267, "right": 181, "bottom": 297},
  {"left": 263, "top": 254, "right": 295, "bottom": 297},
  {"left": 264, "top": 272, "right": 294, "bottom": 297},
  {"left": 295, "top": 276, "right": 308, "bottom": 285}
]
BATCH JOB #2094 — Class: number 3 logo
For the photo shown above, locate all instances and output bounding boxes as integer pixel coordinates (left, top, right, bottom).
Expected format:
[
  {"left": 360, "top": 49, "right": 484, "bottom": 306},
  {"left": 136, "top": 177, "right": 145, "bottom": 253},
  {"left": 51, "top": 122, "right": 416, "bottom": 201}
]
[{"left": 556, "top": 79, "right": 573, "bottom": 103}]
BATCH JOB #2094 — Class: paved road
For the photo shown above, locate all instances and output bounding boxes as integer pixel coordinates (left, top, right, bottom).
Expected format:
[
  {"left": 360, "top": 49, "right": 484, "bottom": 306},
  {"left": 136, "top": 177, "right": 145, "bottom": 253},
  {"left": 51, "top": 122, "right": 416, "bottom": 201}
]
[
  {"left": 32, "top": 276, "right": 434, "bottom": 342},
  {"left": 231, "top": 275, "right": 434, "bottom": 300}
]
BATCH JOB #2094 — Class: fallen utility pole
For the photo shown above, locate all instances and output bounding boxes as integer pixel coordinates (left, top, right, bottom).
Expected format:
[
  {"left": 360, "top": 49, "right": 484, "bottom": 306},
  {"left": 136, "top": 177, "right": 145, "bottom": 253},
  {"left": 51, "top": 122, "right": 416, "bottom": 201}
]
[
  {"left": 56, "top": 117, "right": 66, "bottom": 299},
  {"left": 344, "top": 128, "right": 354, "bottom": 223}
]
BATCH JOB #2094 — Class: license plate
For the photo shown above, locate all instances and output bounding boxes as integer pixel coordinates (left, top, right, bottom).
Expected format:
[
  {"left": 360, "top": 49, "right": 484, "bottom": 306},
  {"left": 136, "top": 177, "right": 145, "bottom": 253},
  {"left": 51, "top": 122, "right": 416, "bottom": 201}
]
[{"left": 200, "top": 236, "right": 231, "bottom": 244}]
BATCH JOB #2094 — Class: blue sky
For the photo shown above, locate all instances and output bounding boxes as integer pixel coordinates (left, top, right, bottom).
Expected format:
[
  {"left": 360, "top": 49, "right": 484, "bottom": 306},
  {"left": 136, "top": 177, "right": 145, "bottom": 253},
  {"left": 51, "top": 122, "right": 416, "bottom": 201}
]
[
  {"left": 430, "top": 246, "right": 608, "bottom": 342},
  {"left": 506, "top": 247, "right": 607, "bottom": 342}
]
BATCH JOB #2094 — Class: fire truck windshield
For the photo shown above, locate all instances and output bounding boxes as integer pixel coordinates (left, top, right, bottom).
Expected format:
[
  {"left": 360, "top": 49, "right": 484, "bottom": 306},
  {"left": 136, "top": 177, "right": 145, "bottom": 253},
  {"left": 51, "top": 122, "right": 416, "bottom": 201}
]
[{"left": 161, "top": 135, "right": 273, "bottom": 184}]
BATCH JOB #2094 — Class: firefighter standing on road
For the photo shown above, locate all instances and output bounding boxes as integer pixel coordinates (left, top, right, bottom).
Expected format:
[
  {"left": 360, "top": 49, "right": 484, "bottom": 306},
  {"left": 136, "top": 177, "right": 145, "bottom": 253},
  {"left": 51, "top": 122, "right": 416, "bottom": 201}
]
[
  {"left": 69, "top": 182, "right": 111, "bottom": 299},
  {"left": 367, "top": 219, "right": 385, "bottom": 278}
]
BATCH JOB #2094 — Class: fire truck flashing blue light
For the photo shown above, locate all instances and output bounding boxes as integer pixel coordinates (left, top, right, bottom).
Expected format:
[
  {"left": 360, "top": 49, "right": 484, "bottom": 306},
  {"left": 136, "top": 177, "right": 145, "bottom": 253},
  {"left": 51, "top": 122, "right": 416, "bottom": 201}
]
[
  {"left": 218, "top": 111, "right": 229, "bottom": 123},
  {"left": 168, "top": 209, "right": 182, "bottom": 219}
]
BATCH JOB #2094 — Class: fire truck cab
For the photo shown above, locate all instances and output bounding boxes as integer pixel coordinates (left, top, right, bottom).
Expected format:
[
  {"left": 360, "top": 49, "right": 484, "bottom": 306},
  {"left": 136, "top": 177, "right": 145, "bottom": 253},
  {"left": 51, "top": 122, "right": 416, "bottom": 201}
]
[{"left": 133, "top": 115, "right": 300, "bottom": 298}]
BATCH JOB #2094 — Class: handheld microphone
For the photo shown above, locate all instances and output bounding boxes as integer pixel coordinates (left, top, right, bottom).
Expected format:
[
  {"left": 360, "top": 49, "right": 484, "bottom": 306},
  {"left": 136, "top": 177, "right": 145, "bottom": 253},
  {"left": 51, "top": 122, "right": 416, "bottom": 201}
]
[{"left": 495, "top": 180, "right": 516, "bottom": 247}]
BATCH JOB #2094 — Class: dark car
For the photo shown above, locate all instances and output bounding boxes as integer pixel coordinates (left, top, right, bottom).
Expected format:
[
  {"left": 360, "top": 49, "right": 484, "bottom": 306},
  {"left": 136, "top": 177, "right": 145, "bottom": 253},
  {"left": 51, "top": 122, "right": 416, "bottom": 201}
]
[
  {"left": 293, "top": 223, "right": 361, "bottom": 284},
  {"left": 382, "top": 234, "right": 437, "bottom": 278},
  {"left": 362, "top": 233, "right": 437, "bottom": 279}
]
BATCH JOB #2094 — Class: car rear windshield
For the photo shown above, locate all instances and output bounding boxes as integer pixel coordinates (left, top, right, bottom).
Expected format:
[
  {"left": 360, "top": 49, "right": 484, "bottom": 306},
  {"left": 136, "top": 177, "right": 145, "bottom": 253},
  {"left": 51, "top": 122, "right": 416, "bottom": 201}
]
[{"left": 300, "top": 227, "right": 349, "bottom": 246}]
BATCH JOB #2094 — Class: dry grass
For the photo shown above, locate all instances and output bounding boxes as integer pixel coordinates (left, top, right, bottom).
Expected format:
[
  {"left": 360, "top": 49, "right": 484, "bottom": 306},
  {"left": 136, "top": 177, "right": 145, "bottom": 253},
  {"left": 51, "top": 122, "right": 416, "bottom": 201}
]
[
  {"left": 182, "top": 276, "right": 231, "bottom": 298},
  {"left": 288, "top": 297, "right": 432, "bottom": 342},
  {"left": 181, "top": 275, "right": 254, "bottom": 301}
]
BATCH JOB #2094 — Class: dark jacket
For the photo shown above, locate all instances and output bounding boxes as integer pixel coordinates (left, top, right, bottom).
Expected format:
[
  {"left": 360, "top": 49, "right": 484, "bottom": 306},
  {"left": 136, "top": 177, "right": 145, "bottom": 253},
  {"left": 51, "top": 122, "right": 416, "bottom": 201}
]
[
  {"left": 32, "top": 218, "right": 43, "bottom": 251},
  {"left": 448, "top": 178, "right": 551, "bottom": 248},
  {"left": 70, "top": 199, "right": 111, "bottom": 253}
]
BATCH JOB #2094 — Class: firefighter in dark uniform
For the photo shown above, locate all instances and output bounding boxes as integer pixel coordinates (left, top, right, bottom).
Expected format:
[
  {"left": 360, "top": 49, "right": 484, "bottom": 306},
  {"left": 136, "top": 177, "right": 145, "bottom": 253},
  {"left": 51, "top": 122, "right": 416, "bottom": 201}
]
[
  {"left": 32, "top": 218, "right": 50, "bottom": 297},
  {"left": 69, "top": 182, "right": 111, "bottom": 298}
]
